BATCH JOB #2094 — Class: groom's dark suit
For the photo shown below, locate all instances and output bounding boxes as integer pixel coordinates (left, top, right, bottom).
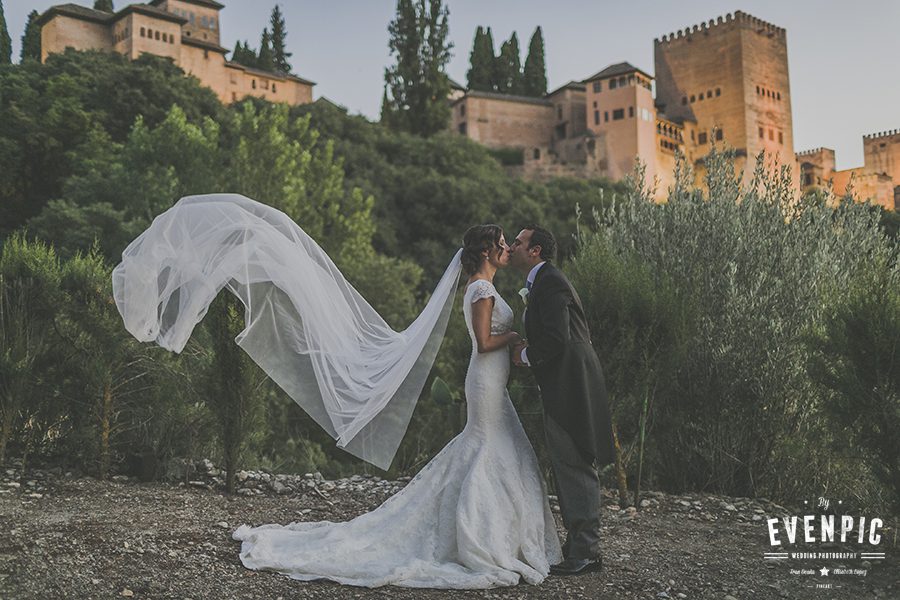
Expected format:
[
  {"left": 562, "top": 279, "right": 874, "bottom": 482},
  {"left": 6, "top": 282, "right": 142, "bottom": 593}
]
[{"left": 523, "top": 261, "right": 615, "bottom": 560}]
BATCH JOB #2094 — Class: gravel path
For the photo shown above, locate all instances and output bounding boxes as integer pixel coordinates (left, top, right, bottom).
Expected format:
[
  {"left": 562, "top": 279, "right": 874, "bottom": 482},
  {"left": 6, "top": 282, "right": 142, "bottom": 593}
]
[{"left": 1, "top": 464, "right": 896, "bottom": 599}]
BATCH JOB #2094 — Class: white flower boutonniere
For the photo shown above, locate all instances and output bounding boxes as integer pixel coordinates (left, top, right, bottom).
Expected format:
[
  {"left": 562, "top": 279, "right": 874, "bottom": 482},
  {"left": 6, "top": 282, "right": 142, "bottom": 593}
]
[{"left": 518, "top": 287, "right": 529, "bottom": 305}]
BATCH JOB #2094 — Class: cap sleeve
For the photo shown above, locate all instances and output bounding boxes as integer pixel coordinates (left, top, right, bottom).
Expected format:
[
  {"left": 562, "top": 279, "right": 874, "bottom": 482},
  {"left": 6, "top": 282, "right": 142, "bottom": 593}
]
[{"left": 468, "top": 279, "right": 496, "bottom": 304}]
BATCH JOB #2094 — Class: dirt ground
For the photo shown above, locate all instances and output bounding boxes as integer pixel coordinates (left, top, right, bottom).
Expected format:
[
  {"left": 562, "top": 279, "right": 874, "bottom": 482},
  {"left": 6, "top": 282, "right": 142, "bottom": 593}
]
[{"left": 1, "top": 465, "right": 896, "bottom": 600}]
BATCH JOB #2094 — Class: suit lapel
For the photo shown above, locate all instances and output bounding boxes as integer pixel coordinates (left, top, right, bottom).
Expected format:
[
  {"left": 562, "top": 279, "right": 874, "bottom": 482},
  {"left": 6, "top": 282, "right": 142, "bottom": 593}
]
[{"left": 524, "top": 262, "right": 552, "bottom": 334}]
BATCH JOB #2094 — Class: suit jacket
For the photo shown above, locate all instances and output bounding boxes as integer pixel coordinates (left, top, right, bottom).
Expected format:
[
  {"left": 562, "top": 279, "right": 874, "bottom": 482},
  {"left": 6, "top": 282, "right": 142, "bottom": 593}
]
[{"left": 524, "top": 262, "right": 615, "bottom": 466}]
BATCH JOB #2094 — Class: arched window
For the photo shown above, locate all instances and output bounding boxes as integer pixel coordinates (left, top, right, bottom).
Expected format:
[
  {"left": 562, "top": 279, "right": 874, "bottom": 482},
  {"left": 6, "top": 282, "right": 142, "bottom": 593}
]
[
  {"left": 140, "top": 27, "right": 146, "bottom": 37},
  {"left": 162, "top": 33, "right": 167, "bottom": 42},
  {"left": 533, "top": 148, "right": 541, "bottom": 160},
  {"left": 155, "top": 30, "right": 160, "bottom": 40}
]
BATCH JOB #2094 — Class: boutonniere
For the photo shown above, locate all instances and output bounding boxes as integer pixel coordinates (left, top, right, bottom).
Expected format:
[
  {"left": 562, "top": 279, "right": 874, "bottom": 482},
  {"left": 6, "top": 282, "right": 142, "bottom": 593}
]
[{"left": 518, "top": 287, "right": 529, "bottom": 305}]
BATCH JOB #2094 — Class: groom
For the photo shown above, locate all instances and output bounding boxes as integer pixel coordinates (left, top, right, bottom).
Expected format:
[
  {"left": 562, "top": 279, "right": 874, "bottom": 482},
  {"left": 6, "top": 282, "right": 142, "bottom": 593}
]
[{"left": 508, "top": 225, "right": 615, "bottom": 576}]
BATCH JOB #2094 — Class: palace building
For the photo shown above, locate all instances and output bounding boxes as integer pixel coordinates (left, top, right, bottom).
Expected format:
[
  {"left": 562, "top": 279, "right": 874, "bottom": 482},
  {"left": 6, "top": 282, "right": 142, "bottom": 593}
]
[
  {"left": 37, "top": 0, "right": 315, "bottom": 107},
  {"left": 450, "top": 11, "right": 896, "bottom": 209}
]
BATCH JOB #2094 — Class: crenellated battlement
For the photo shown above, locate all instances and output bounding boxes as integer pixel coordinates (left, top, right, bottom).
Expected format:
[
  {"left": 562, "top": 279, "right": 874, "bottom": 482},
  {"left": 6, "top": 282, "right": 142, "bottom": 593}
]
[
  {"left": 796, "top": 147, "right": 833, "bottom": 157},
  {"left": 863, "top": 129, "right": 900, "bottom": 140},
  {"left": 654, "top": 10, "right": 786, "bottom": 45}
]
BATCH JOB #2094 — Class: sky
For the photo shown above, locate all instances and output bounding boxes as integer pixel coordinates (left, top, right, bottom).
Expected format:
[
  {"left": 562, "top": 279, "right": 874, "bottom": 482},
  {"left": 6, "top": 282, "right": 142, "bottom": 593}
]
[{"left": 7, "top": 0, "right": 899, "bottom": 170}]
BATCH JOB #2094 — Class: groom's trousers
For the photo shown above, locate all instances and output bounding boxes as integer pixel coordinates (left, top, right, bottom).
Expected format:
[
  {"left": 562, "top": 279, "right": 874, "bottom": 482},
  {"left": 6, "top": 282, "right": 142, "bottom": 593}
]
[{"left": 544, "top": 414, "right": 602, "bottom": 560}]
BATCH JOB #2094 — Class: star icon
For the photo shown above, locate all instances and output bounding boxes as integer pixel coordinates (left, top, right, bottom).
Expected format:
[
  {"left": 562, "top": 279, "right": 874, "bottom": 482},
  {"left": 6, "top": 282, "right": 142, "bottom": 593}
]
[{"left": 819, "top": 567, "right": 830, "bottom": 576}]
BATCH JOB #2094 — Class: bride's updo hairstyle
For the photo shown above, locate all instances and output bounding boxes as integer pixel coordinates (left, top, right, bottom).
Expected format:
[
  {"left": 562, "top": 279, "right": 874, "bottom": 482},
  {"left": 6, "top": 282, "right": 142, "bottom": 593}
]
[{"left": 461, "top": 224, "right": 504, "bottom": 276}]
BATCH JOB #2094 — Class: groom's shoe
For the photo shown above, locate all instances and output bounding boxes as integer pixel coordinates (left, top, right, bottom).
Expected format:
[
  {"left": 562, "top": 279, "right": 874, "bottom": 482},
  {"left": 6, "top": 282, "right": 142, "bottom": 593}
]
[{"left": 550, "top": 556, "right": 602, "bottom": 576}]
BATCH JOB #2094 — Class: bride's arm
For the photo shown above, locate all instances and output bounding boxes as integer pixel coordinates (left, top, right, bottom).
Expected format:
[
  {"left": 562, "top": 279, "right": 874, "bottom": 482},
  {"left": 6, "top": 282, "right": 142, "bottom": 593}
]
[{"left": 471, "top": 298, "right": 521, "bottom": 353}]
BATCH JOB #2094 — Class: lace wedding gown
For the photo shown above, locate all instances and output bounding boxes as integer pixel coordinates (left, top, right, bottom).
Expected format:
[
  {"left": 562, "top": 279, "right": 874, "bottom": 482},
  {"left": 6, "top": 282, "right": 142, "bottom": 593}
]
[{"left": 232, "top": 279, "right": 563, "bottom": 588}]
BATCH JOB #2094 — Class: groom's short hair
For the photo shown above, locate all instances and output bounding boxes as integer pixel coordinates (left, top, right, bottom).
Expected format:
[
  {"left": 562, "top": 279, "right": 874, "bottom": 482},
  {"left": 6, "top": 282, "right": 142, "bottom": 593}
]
[{"left": 523, "top": 225, "right": 557, "bottom": 261}]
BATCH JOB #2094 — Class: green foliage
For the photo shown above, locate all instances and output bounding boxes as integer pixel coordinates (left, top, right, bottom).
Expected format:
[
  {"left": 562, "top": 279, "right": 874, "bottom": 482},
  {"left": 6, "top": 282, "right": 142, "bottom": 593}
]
[
  {"left": 269, "top": 4, "right": 292, "bottom": 74},
  {"left": 383, "top": 0, "right": 453, "bottom": 136},
  {"left": 257, "top": 28, "right": 275, "bottom": 72},
  {"left": 203, "top": 291, "right": 266, "bottom": 493},
  {"left": 0, "top": 0, "right": 10, "bottom": 65},
  {"left": 487, "top": 146, "right": 524, "bottom": 166},
  {"left": 573, "top": 148, "right": 898, "bottom": 510},
  {"left": 495, "top": 32, "right": 523, "bottom": 95},
  {"left": 20, "top": 10, "right": 41, "bottom": 63},
  {"left": 0, "top": 50, "right": 221, "bottom": 237},
  {"left": 808, "top": 259, "right": 900, "bottom": 512},
  {"left": 93, "top": 0, "right": 114, "bottom": 12},
  {"left": 466, "top": 26, "right": 494, "bottom": 92},
  {"left": 522, "top": 27, "right": 547, "bottom": 97},
  {"left": 0, "top": 233, "right": 62, "bottom": 464},
  {"left": 231, "top": 41, "right": 257, "bottom": 68}
]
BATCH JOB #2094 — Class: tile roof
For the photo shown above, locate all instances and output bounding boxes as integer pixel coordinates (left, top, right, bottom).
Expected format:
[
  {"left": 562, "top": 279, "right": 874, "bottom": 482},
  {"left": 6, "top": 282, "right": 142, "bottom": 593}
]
[{"left": 583, "top": 62, "right": 652, "bottom": 83}]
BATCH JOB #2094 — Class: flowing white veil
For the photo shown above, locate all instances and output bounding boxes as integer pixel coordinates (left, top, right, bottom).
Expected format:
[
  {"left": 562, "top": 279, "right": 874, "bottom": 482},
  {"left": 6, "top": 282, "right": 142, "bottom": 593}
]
[{"left": 111, "top": 193, "right": 462, "bottom": 470}]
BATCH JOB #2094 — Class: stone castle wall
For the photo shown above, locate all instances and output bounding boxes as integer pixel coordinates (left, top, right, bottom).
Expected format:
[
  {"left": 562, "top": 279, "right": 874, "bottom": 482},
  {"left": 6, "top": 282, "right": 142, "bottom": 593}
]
[{"left": 39, "top": 2, "right": 314, "bottom": 108}]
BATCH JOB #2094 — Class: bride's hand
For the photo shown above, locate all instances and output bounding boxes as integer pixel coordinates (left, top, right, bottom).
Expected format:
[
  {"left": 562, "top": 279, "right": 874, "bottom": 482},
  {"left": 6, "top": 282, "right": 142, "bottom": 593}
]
[{"left": 507, "top": 332, "right": 523, "bottom": 347}]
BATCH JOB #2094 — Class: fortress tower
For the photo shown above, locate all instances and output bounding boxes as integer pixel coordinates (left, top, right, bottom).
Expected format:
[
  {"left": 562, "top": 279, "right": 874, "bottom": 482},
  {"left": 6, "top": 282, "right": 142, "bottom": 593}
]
[
  {"left": 654, "top": 11, "right": 794, "bottom": 185},
  {"left": 864, "top": 129, "right": 900, "bottom": 187},
  {"left": 583, "top": 63, "right": 658, "bottom": 184}
]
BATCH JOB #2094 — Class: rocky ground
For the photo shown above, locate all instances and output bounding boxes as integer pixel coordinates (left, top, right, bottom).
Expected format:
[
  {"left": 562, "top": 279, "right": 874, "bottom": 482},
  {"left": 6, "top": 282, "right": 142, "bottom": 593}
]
[{"left": 0, "top": 459, "right": 896, "bottom": 600}]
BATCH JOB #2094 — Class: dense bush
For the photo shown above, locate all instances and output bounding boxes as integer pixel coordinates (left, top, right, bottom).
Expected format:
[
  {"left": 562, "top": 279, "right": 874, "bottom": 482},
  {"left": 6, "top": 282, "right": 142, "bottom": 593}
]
[{"left": 568, "top": 150, "right": 898, "bottom": 512}]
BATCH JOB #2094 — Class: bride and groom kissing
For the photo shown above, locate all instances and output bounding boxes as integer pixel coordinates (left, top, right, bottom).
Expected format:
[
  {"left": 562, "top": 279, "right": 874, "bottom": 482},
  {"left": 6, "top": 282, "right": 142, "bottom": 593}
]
[{"left": 233, "top": 223, "right": 616, "bottom": 588}]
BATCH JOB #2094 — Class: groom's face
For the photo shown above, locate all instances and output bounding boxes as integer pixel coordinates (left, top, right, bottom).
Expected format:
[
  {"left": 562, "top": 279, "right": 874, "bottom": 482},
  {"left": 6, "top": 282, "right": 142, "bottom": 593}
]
[{"left": 509, "top": 229, "right": 539, "bottom": 272}]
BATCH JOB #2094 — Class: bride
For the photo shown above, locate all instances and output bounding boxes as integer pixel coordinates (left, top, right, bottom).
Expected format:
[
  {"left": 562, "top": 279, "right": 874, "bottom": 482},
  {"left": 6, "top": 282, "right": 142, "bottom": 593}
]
[
  {"left": 232, "top": 223, "right": 562, "bottom": 588},
  {"left": 110, "top": 195, "right": 562, "bottom": 588}
]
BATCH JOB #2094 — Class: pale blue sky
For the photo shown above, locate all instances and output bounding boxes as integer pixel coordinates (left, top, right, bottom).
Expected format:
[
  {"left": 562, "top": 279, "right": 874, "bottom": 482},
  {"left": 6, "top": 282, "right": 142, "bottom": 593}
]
[{"left": 8, "top": 0, "right": 899, "bottom": 170}]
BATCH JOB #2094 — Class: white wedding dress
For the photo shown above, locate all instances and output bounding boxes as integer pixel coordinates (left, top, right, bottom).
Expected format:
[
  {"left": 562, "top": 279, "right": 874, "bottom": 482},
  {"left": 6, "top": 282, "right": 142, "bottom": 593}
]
[{"left": 232, "top": 279, "right": 563, "bottom": 588}]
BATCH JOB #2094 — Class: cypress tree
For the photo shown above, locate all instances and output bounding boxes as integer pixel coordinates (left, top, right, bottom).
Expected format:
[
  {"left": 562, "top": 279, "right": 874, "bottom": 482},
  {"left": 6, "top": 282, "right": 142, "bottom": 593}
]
[
  {"left": 495, "top": 33, "right": 522, "bottom": 95},
  {"left": 230, "top": 40, "right": 256, "bottom": 68},
  {"left": 93, "top": 0, "right": 114, "bottom": 12},
  {"left": 421, "top": 0, "right": 452, "bottom": 135},
  {"left": 20, "top": 10, "right": 41, "bottom": 62},
  {"left": 466, "top": 26, "right": 493, "bottom": 92},
  {"left": 383, "top": 0, "right": 453, "bottom": 136},
  {"left": 257, "top": 28, "right": 274, "bottom": 72},
  {"left": 484, "top": 27, "right": 497, "bottom": 91},
  {"left": 0, "top": 0, "right": 11, "bottom": 65},
  {"left": 269, "top": 4, "right": 292, "bottom": 74},
  {"left": 523, "top": 26, "right": 547, "bottom": 97}
]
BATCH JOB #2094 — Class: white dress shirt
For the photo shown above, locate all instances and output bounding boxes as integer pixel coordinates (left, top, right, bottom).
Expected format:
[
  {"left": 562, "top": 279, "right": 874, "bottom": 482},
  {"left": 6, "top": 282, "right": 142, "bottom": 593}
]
[{"left": 520, "top": 261, "right": 546, "bottom": 365}]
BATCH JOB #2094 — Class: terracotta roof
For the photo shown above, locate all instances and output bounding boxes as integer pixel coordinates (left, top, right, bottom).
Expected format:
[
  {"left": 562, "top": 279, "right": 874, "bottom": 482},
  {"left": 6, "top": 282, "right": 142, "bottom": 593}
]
[
  {"left": 546, "top": 81, "right": 586, "bottom": 96},
  {"left": 455, "top": 89, "right": 552, "bottom": 107},
  {"left": 583, "top": 62, "right": 653, "bottom": 83},
  {"left": 37, "top": 4, "right": 112, "bottom": 26},
  {"left": 113, "top": 4, "right": 187, "bottom": 25},
  {"left": 38, "top": 3, "right": 187, "bottom": 26},
  {"left": 149, "top": 0, "right": 224, "bottom": 9},
  {"left": 224, "top": 61, "right": 316, "bottom": 87},
  {"left": 181, "top": 36, "right": 228, "bottom": 54}
]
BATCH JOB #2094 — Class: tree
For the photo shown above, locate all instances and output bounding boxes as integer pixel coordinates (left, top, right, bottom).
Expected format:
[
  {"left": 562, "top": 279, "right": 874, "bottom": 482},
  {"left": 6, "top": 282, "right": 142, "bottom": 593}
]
[
  {"left": 522, "top": 26, "right": 547, "bottom": 97},
  {"left": 0, "top": 0, "right": 11, "bottom": 65},
  {"left": 466, "top": 26, "right": 494, "bottom": 92},
  {"left": 269, "top": 4, "right": 292, "bottom": 74},
  {"left": 257, "top": 28, "right": 275, "bottom": 72},
  {"left": 20, "top": 10, "right": 41, "bottom": 62},
  {"left": 383, "top": 0, "right": 453, "bottom": 137},
  {"left": 0, "top": 234, "right": 61, "bottom": 464},
  {"left": 93, "top": 0, "right": 114, "bottom": 12},
  {"left": 483, "top": 27, "right": 497, "bottom": 91},
  {"left": 495, "top": 32, "right": 523, "bottom": 95}
]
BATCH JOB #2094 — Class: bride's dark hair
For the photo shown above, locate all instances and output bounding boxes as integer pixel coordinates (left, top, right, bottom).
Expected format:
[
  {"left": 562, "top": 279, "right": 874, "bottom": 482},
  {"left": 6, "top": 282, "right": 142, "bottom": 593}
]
[{"left": 461, "top": 224, "right": 504, "bottom": 276}]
